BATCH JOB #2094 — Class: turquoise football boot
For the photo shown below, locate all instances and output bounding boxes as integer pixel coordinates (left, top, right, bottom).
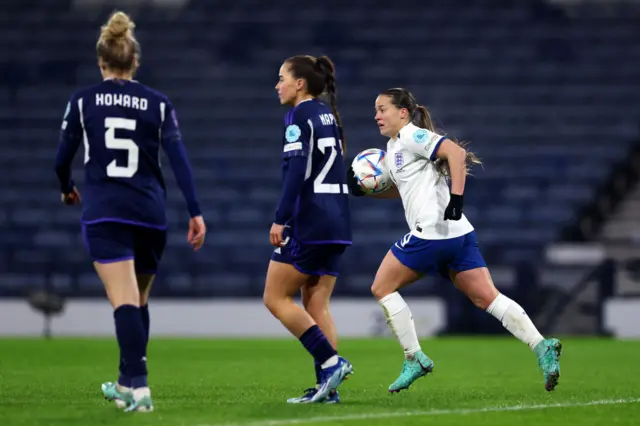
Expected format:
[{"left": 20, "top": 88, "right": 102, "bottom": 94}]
[
  {"left": 101, "top": 381, "right": 133, "bottom": 408},
  {"left": 123, "top": 394, "right": 154, "bottom": 412},
  {"left": 536, "top": 338, "right": 562, "bottom": 391},
  {"left": 388, "top": 351, "right": 434, "bottom": 393}
]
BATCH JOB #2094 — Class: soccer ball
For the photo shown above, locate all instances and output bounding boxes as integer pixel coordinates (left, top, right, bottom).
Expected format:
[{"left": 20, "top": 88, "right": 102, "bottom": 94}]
[{"left": 351, "top": 148, "right": 392, "bottom": 194}]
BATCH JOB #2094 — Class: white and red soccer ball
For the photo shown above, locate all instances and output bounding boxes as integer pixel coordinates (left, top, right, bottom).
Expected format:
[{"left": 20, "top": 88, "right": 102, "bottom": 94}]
[{"left": 351, "top": 148, "right": 392, "bottom": 194}]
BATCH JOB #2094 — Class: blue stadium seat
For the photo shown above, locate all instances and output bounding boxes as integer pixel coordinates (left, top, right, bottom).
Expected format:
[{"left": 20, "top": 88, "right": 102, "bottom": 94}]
[{"left": 0, "top": 0, "right": 638, "bottom": 296}]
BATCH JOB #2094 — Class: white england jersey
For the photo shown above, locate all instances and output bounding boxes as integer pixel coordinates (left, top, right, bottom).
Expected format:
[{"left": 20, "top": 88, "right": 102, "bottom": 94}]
[{"left": 386, "top": 122, "right": 474, "bottom": 240}]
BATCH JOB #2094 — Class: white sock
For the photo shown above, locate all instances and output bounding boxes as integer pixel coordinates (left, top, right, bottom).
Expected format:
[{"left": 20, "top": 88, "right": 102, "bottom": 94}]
[
  {"left": 321, "top": 355, "right": 339, "bottom": 369},
  {"left": 379, "top": 292, "right": 421, "bottom": 358},
  {"left": 132, "top": 386, "right": 151, "bottom": 401},
  {"left": 116, "top": 383, "right": 131, "bottom": 393},
  {"left": 486, "top": 293, "right": 544, "bottom": 350}
]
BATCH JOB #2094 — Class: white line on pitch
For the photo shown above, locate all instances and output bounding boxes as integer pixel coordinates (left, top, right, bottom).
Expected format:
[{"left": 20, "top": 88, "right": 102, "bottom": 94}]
[{"left": 206, "top": 397, "right": 640, "bottom": 426}]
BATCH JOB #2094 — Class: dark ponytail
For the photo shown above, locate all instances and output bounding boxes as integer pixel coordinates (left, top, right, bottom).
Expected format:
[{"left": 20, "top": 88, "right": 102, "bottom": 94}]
[
  {"left": 412, "top": 105, "right": 435, "bottom": 133},
  {"left": 315, "top": 56, "right": 346, "bottom": 154}
]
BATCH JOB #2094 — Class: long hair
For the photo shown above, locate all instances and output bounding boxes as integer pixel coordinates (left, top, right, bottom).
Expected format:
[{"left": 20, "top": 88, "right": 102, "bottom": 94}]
[{"left": 285, "top": 55, "right": 346, "bottom": 153}]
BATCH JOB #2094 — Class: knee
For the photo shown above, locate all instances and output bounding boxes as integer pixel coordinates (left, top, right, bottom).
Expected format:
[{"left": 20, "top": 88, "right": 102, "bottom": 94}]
[
  {"left": 470, "top": 287, "right": 499, "bottom": 311},
  {"left": 263, "top": 291, "right": 275, "bottom": 314},
  {"left": 470, "top": 295, "right": 490, "bottom": 311},
  {"left": 263, "top": 290, "right": 283, "bottom": 317},
  {"left": 371, "top": 282, "right": 392, "bottom": 301}
]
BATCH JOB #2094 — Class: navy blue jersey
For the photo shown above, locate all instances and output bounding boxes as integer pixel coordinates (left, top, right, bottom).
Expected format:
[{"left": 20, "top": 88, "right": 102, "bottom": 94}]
[
  {"left": 276, "top": 99, "right": 352, "bottom": 244},
  {"left": 55, "top": 79, "right": 200, "bottom": 228}
]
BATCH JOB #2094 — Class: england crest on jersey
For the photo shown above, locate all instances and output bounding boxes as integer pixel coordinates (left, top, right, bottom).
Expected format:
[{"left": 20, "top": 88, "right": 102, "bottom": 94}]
[{"left": 395, "top": 152, "right": 404, "bottom": 169}]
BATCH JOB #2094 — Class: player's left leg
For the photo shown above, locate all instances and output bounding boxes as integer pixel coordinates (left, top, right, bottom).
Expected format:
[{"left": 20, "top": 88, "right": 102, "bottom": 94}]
[
  {"left": 448, "top": 231, "right": 562, "bottom": 391},
  {"left": 288, "top": 275, "right": 341, "bottom": 404},
  {"left": 93, "top": 259, "right": 152, "bottom": 412},
  {"left": 102, "top": 226, "right": 165, "bottom": 411},
  {"left": 110, "top": 273, "right": 155, "bottom": 409},
  {"left": 266, "top": 241, "right": 352, "bottom": 403},
  {"left": 264, "top": 260, "right": 352, "bottom": 403}
]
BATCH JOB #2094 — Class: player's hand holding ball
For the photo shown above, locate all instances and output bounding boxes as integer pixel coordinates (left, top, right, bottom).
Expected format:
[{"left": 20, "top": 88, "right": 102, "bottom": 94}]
[
  {"left": 61, "top": 187, "right": 81, "bottom": 205},
  {"left": 188, "top": 215, "right": 206, "bottom": 251}
]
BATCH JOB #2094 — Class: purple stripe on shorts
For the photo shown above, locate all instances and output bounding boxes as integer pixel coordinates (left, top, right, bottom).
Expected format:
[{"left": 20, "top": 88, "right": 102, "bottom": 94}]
[
  {"left": 303, "top": 240, "right": 352, "bottom": 245},
  {"left": 82, "top": 218, "right": 168, "bottom": 230},
  {"left": 95, "top": 256, "right": 135, "bottom": 264},
  {"left": 293, "top": 262, "right": 339, "bottom": 277}
]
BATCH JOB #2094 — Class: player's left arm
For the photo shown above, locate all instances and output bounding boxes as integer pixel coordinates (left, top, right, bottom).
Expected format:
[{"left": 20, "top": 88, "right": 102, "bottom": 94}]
[
  {"left": 55, "top": 96, "right": 83, "bottom": 197},
  {"left": 433, "top": 140, "right": 467, "bottom": 220},
  {"left": 433, "top": 140, "right": 466, "bottom": 196}
]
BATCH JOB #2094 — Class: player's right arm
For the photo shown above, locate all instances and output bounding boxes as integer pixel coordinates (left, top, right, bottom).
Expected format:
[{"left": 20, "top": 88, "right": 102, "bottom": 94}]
[
  {"left": 270, "top": 118, "right": 311, "bottom": 246},
  {"left": 159, "top": 100, "right": 206, "bottom": 250},
  {"left": 55, "top": 95, "right": 83, "bottom": 204}
]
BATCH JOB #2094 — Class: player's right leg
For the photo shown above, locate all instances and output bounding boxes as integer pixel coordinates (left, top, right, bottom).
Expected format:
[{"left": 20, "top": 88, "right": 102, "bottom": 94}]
[
  {"left": 110, "top": 275, "right": 155, "bottom": 409},
  {"left": 371, "top": 235, "right": 434, "bottom": 393},
  {"left": 126, "top": 226, "right": 166, "bottom": 403},
  {"left": 83, "top": 223, "right": 153, "bottom": 412}
]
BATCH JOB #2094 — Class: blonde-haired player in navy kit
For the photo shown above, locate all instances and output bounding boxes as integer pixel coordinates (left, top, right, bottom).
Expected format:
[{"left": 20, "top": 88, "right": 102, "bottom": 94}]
[
  {"left": 54, "top": 11, "right": 205, "bottom": 412},
  {"left": 347, "top": 88, "right": 562, "bottom": 393},
  {"left": 264, "top": 55, "right": 353, "bottom": 404}
]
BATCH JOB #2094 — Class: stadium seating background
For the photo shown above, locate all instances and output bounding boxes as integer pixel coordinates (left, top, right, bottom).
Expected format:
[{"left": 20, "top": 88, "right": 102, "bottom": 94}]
[{"left": 0, "top": 0, "right": 638, "bottom": 310}]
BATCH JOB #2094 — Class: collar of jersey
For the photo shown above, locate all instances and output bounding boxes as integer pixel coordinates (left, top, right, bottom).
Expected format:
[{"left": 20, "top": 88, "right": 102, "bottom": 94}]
[
  {"left": 294, "top": 98, "right": 314, "bottom": 107},
  {"left": 103, "top": 77, "right": 138, "bottom": 83},
  {"left": 395, "top": 122, "right": 416, "bottom": 140}
]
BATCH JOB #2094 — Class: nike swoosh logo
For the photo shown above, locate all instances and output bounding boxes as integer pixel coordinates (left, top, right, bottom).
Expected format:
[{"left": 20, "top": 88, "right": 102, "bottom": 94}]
[{"left": 417, "top": 360, "right": 432, "bottom": 373}]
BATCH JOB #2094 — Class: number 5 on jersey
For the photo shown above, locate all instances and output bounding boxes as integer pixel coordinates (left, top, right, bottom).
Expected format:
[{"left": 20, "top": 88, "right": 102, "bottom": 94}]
[
  {"left": 84, "top": 117, "right": 140, "bottom": 178},
  {"left": 104, "top": 118, "right": 139, "bottom": 178}
]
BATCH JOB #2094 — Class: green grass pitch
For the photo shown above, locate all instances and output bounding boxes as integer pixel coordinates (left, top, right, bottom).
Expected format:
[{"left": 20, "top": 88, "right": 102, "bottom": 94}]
[{"left": 1, "top": 337, "right": 639, "bottom": 425}]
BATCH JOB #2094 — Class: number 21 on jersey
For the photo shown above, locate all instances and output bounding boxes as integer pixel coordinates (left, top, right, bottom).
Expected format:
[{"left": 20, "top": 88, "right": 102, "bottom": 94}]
[{"left": 315, "top": 137, "right": 349, "bottom": 195}]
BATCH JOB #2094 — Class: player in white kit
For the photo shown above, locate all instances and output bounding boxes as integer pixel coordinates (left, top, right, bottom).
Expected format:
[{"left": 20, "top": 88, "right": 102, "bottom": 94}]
[{"left": 346, "top": 88, "right": 562, "bottom": 393}]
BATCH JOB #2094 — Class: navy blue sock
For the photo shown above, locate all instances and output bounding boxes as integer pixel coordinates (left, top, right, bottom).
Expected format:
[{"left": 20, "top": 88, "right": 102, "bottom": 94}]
[
  {"left": 114, "top": 304, "right": 148, "bottom": 389},
  {"left": 314, "top": 361, "right": 322, "bottom": 385},
  {"left": 118, "top": 360, "right": 130, "bottom": 388},
  {"left": 298, "top": 325, "right": 337, "bottom": 366},
  {"left": 118, "top": 304, "right": 150, "bottom": 387},
  {"left": 140, "top": 304, "right": 150, "bottom": 347}
]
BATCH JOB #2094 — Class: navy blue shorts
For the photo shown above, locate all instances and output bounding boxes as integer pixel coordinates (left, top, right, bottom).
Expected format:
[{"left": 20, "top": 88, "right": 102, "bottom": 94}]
[
  {"left": 82, "top": 222, "right": 167, "bottom": 274},
  {"left": 391, "top": 231, "right": 487, "bottom": 279},
  {"left": 271, "top": 238, "right": 348, "bottom": 277}
]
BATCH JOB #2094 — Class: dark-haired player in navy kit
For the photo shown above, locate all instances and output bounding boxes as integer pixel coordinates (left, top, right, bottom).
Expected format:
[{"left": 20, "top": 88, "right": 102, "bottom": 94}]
[
  {"left": 54, "top": 11, "right": 206, "bottom": 413},
  {"left": 264, "top": 55, "right": 353, "bottom": 404}
]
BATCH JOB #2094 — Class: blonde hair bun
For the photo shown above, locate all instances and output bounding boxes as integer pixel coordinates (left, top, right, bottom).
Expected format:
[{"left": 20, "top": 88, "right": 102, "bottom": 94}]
[{"left": 101, "top": 11, "right": 135, "bottom": 41}]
